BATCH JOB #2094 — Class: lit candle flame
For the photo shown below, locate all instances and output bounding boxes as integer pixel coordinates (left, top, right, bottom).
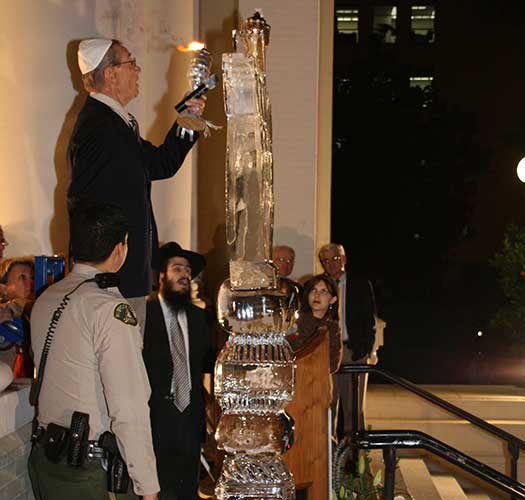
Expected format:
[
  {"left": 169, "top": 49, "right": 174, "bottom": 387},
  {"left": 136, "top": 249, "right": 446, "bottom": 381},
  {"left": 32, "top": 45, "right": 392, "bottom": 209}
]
[{"left": 177, "top": 41, "right": 205, "bottom": 53}]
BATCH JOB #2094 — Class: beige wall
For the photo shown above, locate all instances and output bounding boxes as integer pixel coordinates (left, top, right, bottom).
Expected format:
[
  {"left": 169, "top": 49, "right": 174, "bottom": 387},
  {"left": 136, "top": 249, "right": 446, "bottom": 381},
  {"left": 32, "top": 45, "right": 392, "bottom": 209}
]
[
  {"left": 198, "top": 0, "right": 333, "bottom": 288},
  {"left": 196, "top": 0, "right": 237, "bottom": 297},
  {"left": 0, "top": 0, "right": 333, "bottom": 288},
  {"left": 316, "top": 0, "right": 335, "bottom": 275},
  {"left": 0, "top": 0, "right": 197, "bottom": 259}
]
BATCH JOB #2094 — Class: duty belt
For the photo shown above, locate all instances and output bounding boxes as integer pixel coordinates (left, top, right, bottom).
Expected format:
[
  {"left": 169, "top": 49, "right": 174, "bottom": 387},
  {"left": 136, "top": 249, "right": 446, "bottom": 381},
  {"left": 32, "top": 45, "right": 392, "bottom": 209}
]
[
  {"left": 33, "top": 425, "right": 105, "bottom": 461},
  {"left": 87, "top": 442, "right": 105, "bottom": 460}
]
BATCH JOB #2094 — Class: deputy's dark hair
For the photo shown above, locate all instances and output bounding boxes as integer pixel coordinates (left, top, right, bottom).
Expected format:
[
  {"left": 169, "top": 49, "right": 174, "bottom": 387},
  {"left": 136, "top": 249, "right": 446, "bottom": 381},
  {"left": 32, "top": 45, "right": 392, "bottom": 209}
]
[{"left": 69, "top": 199, "right": 128, "bottom": 264}]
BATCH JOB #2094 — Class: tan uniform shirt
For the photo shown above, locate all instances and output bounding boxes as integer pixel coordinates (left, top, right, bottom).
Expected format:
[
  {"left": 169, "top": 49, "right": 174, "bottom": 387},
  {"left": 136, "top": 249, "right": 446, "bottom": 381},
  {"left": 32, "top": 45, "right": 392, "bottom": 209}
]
[{"left": 31, "top": 263, "right": 159, "bottom": 496}]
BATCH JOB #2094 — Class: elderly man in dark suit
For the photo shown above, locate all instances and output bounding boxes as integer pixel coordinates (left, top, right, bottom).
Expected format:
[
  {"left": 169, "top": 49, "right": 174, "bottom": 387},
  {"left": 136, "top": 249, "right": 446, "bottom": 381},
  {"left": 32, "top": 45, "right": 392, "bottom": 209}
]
[
  {"left": 319, "top": 243, "right": 376, "bottom": 437},
  {"left": 142, "top": 242, "right": 213, "bottom": 500},
  {"left": 68, "top": 39, "right": 205, "bottom": 329}
]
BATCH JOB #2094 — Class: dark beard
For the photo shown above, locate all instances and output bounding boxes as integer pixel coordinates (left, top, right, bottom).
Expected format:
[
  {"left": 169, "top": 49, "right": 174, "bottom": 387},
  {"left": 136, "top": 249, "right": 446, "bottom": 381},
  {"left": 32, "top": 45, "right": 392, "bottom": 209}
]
[{"left": 160, "top": 276, "right": 191, "bottom": 311}]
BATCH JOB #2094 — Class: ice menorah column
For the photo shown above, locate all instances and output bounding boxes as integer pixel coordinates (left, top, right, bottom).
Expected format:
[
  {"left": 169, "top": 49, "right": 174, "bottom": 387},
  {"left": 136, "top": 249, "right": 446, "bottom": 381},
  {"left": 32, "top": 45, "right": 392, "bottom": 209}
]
[{"left": 214, "top": 11, "right": 297, "bottom": 500}]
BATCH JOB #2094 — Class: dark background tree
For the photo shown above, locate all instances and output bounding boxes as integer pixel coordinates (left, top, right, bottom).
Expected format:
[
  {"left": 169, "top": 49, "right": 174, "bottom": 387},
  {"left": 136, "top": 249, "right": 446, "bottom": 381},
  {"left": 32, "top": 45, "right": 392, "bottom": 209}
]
[{"left": 490, "top": 224, "right": 525, "bottom": 353}]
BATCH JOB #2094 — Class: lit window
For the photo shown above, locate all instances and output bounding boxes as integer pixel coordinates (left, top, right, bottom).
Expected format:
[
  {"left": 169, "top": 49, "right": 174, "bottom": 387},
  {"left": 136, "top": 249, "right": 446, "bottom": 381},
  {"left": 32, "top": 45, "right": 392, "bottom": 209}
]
[
  {"left": 373, "top": 6, "right": 397, "bottom": 44},
  {"left": 409, "top": 76, "right": 433, "bottom": 90},
  {"left": 411, "top": 5, "right": 435, "bottom": 43},
  {"left": 336, "top": 8, "right": 359, "bottom": 42},
  {"left": 336, "top": 77, "right": 353, "bottom": 94},
  {"left": 409, "top": 76, "right": 434, "bottom": 108}
]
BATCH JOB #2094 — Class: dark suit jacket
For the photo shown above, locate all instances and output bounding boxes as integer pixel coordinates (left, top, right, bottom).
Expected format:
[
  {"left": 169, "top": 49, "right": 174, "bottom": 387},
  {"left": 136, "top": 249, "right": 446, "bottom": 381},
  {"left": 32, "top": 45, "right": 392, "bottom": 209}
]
[
  {"left": 68, "top": 97, "right": 196, "bottom": 298},
  {"left": 142, "top": 297, "right": 213, "bottom": 482},
  {"left": 343, "top": 273, "right": 377, "bottom": 361}
]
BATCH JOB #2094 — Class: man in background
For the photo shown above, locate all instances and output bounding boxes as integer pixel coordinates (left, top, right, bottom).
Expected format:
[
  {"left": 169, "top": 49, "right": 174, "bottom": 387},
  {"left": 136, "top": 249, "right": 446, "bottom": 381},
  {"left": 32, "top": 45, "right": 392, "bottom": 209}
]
[
  {"left": 273, "top": 244, "right": 302, "bottom": 302},
  {"left": 319, "top": 243, "right": 376, "bottom": 436},
  {"left": 273, "top": 245, "right": 296, "bottom": 278},
  {"left": 143, "top": 242, "right": 214, "bottom": 500}
]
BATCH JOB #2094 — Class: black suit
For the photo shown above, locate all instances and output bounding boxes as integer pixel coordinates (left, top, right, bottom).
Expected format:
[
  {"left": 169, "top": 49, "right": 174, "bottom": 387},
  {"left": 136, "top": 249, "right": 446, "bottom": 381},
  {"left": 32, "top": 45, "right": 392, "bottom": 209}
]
[
  {"left": 68, "top": 97, "right": 196, "bottom": 298},
  {"left": 143, "top": 297, "right": 213, "bottom": 500},
  {"left": 344, "top": 273, "right": 376, "bottom": 361},
  {"left": 333, "top": 272, "right": 376, "bottom": 437}
]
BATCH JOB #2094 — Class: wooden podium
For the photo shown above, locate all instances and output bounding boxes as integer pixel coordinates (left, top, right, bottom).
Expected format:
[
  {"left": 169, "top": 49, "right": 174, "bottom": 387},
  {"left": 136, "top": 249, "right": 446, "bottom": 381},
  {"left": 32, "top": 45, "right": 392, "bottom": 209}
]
[{"left": 284, "top": 330, "right": 331, "bottom": 500}]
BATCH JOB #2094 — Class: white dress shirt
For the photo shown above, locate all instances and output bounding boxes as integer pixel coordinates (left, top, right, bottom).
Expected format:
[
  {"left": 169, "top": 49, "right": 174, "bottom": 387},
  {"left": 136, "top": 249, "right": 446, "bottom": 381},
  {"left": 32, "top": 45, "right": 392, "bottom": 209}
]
[
  {"left": 90, "top": 92, "right": 134, "bottom": 126},
  {"left": 338, "top": 272, "right": 348, "bottom": 342}
]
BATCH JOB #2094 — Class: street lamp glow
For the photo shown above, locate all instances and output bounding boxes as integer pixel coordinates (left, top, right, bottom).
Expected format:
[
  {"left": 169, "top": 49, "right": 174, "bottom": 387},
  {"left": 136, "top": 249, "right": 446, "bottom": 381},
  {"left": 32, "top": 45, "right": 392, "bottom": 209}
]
[{"left": 517, "top": 157, "right": 525, "bottom": 182}]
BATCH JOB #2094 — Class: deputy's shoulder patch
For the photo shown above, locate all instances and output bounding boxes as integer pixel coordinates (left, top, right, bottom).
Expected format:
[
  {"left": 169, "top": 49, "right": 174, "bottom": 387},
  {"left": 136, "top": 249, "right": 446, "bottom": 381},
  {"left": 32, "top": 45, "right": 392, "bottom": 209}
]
[{"left": 113, "top": 303, "right": 138, "bottom": 326}]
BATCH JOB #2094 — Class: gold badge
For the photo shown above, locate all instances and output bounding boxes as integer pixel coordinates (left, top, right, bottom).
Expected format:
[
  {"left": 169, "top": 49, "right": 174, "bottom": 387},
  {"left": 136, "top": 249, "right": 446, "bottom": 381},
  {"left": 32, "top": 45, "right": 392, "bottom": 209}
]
[{"left": 113, "top": 303, "right": 138, "bottom": 326}]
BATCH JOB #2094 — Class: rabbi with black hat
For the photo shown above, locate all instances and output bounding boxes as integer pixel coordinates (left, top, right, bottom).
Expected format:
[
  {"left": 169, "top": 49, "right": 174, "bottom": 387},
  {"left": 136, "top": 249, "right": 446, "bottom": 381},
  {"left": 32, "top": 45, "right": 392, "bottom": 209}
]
[{"left": 142, "top": 242, "right": 213, "bottom": 500}]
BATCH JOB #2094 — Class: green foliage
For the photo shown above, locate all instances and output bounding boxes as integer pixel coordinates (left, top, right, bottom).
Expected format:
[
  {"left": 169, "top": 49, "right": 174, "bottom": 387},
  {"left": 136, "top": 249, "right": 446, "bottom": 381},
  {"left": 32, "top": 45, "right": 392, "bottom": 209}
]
[
  {"left": 331, "top": 457, "right": 382, "bottom": 499},
  {"left": 332, "top": 438, "right": 382, "bottom": 500},
  {"left": 491, "top": 223, "right": 525, "bottom": 343},
  {"left": 332, "top": 432, "right": 412, "bottom": 500}
]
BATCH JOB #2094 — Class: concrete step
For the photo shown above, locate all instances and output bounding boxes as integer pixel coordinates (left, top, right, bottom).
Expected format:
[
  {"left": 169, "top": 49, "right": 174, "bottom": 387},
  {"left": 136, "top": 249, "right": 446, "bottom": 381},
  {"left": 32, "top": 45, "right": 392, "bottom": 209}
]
[
  {"left": 398, "top": 457, "right": 442, "bottom": 500},
  {"left": 431, "top": 474, "right": 469, "bottom": 500},
  {"left": 366, "top": 384, "right": 525, "bottom": 481},
  {"left": 424, "top": 453, "right": 502, "bottom": 500},
  {"left": 370, "top": 450, "right": 413, "bottom": 499},
  {"left": 370, "top": 448, "right": 500, "bottom": 499},
  {"left": 367, "top": 385, "right": 525, "bottom": 421}
]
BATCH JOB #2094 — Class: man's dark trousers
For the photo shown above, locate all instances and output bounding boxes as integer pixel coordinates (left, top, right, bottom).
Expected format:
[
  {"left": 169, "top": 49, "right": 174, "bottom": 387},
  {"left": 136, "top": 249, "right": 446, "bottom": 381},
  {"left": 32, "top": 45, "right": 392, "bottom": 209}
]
[{"left": 143, "top": 298, "right": 213, "bottom": 500}]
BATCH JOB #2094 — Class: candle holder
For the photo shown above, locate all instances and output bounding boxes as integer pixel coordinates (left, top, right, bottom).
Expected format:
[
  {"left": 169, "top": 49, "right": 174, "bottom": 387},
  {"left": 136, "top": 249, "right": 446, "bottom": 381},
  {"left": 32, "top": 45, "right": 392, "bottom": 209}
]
[{"left": 175, "top": 46, "right": 220, "bottom": 138}]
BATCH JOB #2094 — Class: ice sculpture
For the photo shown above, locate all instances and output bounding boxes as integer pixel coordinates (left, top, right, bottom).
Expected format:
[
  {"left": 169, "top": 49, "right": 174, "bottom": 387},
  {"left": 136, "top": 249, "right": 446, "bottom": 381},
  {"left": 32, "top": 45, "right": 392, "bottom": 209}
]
[
  {"left": 223, "top": 11, "right": 275, "bottom": 290},
  {"left": 214, "top": 11, "right": 297, "bottom": 500}
]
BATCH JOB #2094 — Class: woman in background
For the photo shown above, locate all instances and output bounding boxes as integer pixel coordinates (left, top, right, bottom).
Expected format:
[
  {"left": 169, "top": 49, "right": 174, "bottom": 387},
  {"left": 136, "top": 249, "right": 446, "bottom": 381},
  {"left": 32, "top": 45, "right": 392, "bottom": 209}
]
[
  {"left": 0, "top": 258, "right": 35, "bottom": 378},
  {"left": 294, "top": 274, "right": 342, "bottom": 374}
]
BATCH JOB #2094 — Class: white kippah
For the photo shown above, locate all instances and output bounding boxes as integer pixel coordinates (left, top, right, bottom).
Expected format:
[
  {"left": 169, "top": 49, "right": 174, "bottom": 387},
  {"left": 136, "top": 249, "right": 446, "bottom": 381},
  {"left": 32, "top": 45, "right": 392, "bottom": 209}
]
[{"left": 78, "top": 38, "right": 113, "bottom": 74}]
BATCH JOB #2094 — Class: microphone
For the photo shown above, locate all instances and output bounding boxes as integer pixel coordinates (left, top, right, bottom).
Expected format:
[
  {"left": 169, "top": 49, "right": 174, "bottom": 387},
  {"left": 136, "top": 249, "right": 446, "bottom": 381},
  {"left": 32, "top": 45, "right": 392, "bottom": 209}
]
[{"left": 174, "top": 74, "right": 219, "bottom": 113}]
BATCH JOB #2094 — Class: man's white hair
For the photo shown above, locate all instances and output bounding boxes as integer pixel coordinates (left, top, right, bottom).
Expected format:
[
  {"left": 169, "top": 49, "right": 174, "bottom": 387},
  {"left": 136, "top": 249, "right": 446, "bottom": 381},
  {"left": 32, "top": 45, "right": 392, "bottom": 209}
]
[{"left": 318, "top": 243, "right": 346, "bottom": 260}]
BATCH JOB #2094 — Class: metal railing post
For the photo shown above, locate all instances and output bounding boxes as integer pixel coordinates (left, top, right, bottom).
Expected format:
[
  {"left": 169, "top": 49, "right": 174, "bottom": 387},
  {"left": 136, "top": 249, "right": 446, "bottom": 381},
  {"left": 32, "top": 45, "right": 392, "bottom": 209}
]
[
  {"left": 382, "top": 445, "right": 396, "bottom": 500},
  {"left": 509, "top": 440, "right": 519, "bottom": 500},
  {"left": 351, "top": 371, "right": 359, "bottom": 466}
]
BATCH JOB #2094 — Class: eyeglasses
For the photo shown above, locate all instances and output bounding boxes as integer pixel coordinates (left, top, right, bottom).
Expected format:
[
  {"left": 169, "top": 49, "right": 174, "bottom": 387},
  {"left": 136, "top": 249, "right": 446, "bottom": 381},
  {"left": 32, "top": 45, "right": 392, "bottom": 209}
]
[
  {"left": 0, "top": 239, "right": 8, "bottom": 248},
  {"left": 321, "top": 255, "right": 342, "bottom": 264},
  {"left": 276, "top": 257, "right": 293, "bottom": 264},
  {"left": 312, "top": 288, "right": 332, "bottom": 296},
  {"left": 114, "top": 58, "right": 140, "bottom": 70}
]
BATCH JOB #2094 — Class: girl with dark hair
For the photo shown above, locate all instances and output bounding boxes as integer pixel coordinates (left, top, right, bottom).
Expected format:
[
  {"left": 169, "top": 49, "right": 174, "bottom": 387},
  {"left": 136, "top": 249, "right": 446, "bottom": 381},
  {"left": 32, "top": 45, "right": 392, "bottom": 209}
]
[{"left": 293, "top": 274, "right": 342, "bottom": 373}]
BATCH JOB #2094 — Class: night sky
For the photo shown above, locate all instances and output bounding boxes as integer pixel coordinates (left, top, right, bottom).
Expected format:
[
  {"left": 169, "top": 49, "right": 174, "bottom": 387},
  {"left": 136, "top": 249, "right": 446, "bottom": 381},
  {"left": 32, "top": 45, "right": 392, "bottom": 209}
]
[{"left": 332, "top": 0, "right": 525, "bottom": 383}]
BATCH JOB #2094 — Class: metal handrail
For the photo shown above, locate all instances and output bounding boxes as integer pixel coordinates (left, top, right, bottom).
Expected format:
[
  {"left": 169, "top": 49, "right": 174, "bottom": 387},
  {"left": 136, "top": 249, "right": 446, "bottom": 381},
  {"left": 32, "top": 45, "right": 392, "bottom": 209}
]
[
  {"left": 359, "top": 430, "right": 525, "bottom": 499},
  {"left": 338, "top": 364, "right": 525, "bottom": 499},
  {"left": 340, "top": 364, "right": 525, "bottom": 451}
]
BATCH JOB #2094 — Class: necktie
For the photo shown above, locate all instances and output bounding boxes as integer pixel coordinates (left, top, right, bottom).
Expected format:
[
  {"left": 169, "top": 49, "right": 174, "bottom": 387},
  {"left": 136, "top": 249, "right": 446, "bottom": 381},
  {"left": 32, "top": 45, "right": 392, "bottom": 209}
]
[
  {"left": 128, "top": 113, "right": 141, "bottom": 143},
  {"left": 169, "top": 313, "right": 191, "bottom": 412}
]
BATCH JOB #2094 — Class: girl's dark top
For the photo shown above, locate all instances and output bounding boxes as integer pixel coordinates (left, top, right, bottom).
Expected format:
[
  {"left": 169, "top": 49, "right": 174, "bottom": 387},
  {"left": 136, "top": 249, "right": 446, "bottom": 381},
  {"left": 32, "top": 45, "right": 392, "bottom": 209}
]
[{"left": 292, "top": 312, "right": 343, "bottom": 373}]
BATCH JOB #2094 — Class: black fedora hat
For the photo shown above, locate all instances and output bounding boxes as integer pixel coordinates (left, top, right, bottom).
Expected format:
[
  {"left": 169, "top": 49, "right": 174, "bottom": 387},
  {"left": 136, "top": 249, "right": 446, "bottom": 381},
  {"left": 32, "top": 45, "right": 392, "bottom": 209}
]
[{"left": 159, "top": 242, "right": 206, "bottom": 278}]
